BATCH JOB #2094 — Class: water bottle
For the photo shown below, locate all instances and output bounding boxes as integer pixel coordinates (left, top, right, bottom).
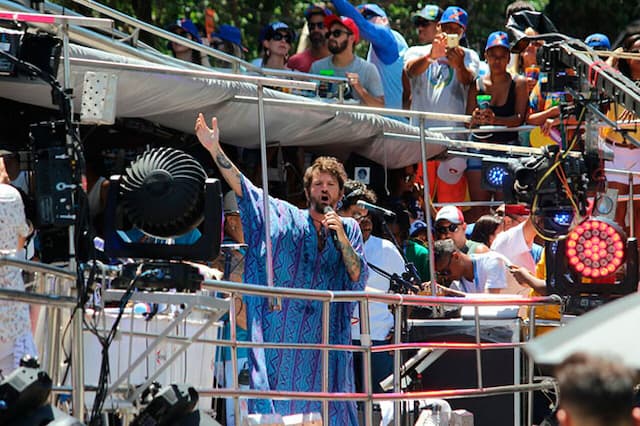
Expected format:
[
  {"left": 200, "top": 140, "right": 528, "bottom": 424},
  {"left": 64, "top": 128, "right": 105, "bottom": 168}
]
[{"left": 238, "top": 363, "right": 250, "bottom": 421}]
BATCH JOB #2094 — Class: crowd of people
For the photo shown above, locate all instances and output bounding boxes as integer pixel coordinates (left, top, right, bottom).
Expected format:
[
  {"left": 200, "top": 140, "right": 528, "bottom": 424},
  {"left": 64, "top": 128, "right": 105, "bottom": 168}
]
[{"left": 168, "top": 1, "right": 640, "bottom": 229}]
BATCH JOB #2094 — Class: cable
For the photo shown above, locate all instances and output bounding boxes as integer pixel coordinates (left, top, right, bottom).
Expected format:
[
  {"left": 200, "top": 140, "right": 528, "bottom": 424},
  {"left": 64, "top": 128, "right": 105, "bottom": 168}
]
[{"left": 89, "top": 268, "right": 150, "bottom": 425}]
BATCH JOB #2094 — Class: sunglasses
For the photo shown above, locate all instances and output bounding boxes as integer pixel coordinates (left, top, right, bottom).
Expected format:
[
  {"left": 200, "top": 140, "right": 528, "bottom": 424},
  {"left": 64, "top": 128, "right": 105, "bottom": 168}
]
[
  {"left": 326, "top": 29, "right": 353, "bottom": 39},
  {"left": 435, "top": 223, "right": 459, "bottom": 234},
  {"left": 271, "top": 33, "right": 293, "bottom": 43},
  {"left": 308, "top": 22, "right": 324, "bottom": 30},
  {"left": 414, "top": 19, "right": 432, "bottom": 28},
  {"left": 212, "top": 40, "right": 226, "bottom": 49},
  {"left": 351, "top": 213, "right": 370, "bottom": 223},
  {"left": 361, "top": 12, "right": 378, "bottom": 20}
]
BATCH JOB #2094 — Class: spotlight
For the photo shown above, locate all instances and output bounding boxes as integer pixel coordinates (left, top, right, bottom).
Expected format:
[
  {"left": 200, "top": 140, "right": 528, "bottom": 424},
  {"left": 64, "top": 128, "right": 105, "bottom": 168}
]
[
  {"left": 481, "top": 158, "right": 512, "bottom": 191},
  {"left": 104, "top": 147, "right": 222, "bottom": 262},
  {"left": 565, "top": 218, "right": 625, "bottom": 279},
  {"left": 545, "top": 217, "right": 638, "bottom": 314},
  {"left": 0, "top": 356, "right": 83, "bottom": 425},
  {"left": 131, "top": 384, "right": 219, "bottom": 426}
]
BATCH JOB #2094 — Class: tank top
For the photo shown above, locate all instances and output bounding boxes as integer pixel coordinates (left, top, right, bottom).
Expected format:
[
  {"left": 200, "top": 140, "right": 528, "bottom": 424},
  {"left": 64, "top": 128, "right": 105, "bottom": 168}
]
[{"left": 472, "top": 76, "right": 519, "bottom": 144}]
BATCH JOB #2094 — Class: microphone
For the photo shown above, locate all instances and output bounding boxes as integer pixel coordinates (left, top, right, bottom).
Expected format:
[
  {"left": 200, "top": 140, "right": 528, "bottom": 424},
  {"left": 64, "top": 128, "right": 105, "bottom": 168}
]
[
  {"left": 323, "top": 205, "right": 339, "bottom": 243},
  {"left": 356, "top": 200, "right": 396, "bottom": 218}
]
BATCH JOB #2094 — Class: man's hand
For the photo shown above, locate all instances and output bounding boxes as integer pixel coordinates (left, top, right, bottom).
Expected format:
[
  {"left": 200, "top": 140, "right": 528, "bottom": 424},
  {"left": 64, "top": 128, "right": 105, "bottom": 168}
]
[
  {"left": 446, "top": 46, "right": 465, "bottom": 70},
  {"left": 195, "top": 113, "right": 220, "bottom": 153},
  {"left": 431, "top": 33, "right": 446, "bottom": 59},
  {"left": 323, "top": 208, "right": 347, "bottom": 244},
  {"left": 345, "top": 72, "right": 361, "bottom": 92}
]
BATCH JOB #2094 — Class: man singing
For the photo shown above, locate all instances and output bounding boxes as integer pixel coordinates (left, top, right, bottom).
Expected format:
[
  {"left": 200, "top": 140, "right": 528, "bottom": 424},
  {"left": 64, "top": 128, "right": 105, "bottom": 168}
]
[{"left": 195, "top": 113, "right": 367, "bottom": 424}]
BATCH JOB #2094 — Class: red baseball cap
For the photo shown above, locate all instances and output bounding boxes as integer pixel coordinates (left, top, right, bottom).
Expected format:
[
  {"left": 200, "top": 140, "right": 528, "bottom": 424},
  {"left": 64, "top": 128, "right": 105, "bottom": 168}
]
[
  {"left": 324, "top": 15, "right": 359, "bottom": 44},
  {"left": 505, "top": 204, "right": 530, "bottom": 216}
]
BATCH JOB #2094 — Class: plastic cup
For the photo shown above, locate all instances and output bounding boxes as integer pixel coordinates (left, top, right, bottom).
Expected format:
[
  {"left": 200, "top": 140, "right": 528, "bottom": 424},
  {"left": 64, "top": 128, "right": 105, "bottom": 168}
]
[{"left": 476, "top": 94, "right": 492, "bottom": 109}]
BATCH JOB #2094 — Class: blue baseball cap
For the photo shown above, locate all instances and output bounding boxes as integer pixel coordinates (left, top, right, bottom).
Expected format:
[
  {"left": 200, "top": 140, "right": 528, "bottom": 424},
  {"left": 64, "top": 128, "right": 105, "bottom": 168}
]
[
  {"left": 211, "top": 24, "right": 246, "bottom": 51},
  {"left": 412, "top": 5, "right": 443, "bottom": 23},
  {"left": 264, "top": 21, "right": 296, "bottom": 41},
  {"left": 304, "top": 3, "right": 332, "bottom": 19},
  {"left": 357, "top": 4, "right": 387, "bottom": 19},
  {"left": 439, "top": 6, "right": 468, "bottom": 29},
  {"left": 585, "top": 33, "right": 611, "bottom": 50},
  {"left": 168, "top": 18, "right": 202, "bottom": 44},
  {"left": 485, "top": 31, "right": 510, "bottom": 51},
  {"left": 409, "top": 220, "right": 428, "bottom": 237}
]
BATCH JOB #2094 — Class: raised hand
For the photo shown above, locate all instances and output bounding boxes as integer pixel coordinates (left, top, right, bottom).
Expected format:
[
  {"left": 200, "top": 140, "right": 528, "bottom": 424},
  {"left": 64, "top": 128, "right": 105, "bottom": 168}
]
[{"left": 195, "top": 113, "right": 219, "bottom": 153}]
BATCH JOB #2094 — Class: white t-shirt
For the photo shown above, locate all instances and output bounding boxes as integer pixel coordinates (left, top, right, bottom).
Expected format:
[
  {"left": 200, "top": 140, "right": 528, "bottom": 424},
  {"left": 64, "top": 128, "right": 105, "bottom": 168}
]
[
  {"left": 450, "top": 251, "right": 509, "bottom": 293},
  {"left": 491, "top": 221, "right": 535, "bottom": 273},
  {"left": 404, "top": 44, "right": 479, "bottom": 129},
  {"left": 352, "top": 235, "right": 404, "bottom": 341}
]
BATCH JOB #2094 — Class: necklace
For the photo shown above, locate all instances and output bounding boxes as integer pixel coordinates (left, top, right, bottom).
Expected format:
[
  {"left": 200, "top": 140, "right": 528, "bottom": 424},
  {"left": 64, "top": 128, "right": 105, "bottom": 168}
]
[{"left": 311, "top": 217, "right": 326, "bottom": 251}]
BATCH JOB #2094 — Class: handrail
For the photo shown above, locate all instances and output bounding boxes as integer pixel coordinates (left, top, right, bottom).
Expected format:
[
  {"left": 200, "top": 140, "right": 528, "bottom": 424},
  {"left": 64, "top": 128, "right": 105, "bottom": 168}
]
[
  {"left": 202, "top": 278, "right": 562, "bottom": 307},
  {"left": 196, "top": 278, "right": 560, "bottom": 424},
  {"left": 0, "top": 256, "right": 77, "bottom": 281}
]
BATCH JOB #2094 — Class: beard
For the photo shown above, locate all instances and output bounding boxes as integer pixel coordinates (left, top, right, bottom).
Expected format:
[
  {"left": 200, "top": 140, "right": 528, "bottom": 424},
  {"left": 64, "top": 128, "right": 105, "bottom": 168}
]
[
  {"left": 308, "top": 193, "right": 333, "bottom": 214},
  {"left": 328, "top": 39, "right": 348, "bottom": 55},
  {"left": 309, "top": 32, "right": 325, "bottom": 48}
]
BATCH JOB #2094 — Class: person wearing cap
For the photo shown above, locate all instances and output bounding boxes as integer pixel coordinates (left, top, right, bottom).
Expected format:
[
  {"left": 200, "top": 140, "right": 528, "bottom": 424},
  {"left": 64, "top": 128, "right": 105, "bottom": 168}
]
[
  {"left": 210, "top": 24, "right": 247, "bottom": 67},
  {"left": 404, "top": 6, "right": 480, "bottom": 129},
  {"left": 465, "top": 31, "right": 528, "bottom": 219},
  {"left": 491, "top": 203, "right": 541, "bottom": 274},
  {"left": 310, "top": 15, "right": 384, "bottom": 107},
  {"left": 338, "top": 180, "right": 403, "bottom": 395},
  {"left": 167, "top": 18, "right": 209, "bottom": 66},
  {"left": 330, "top": 1, "right": 408, "bottom": 113},
  {"left": 195, "top": 113, "right": 367, "bottom": 424},
  {"left": 257, "top": 21, "right": 296, "bottom": 69},
  {"left": 288, "top": 4, "right": 332, "bottom": 72},
  {"left": 406, "top": 220, "right": 431, "bottom": 282},
  {"left": 404, "top": 6, "right": 480, "bottom": 127},
  {"left": 412, "top": 5, "right": 443, "bottom": 45},
  {"left": 585, "top": 33, "right": 611, "bottom": 51},
  {"left": 435, "top": 205, "right": 490, "bottom": 255},
  {"left": 433, "top": 238, "right": 508, "bottom": 293}
]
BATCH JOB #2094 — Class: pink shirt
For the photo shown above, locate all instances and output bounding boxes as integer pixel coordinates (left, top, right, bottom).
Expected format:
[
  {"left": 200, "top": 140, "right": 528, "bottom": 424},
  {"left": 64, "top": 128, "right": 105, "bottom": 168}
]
[{"left": 287, "top": 49, "right": 328, "bottom": 73}]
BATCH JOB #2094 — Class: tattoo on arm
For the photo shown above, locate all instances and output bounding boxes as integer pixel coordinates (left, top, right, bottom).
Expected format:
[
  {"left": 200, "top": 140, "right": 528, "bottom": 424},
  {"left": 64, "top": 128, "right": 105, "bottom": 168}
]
[
  {"left": 213, "top": 147, "right": 242, "bottom": 196},
  {"left": 216, "top": 153, "right": 233, "bottom": 169},
  {"left": 338, "top": 241, "right": 362, "bottom": 283}
]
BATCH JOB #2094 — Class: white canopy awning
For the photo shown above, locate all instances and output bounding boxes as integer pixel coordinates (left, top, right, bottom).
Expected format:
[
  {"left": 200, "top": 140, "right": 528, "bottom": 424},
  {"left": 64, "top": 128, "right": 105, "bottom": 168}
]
[{"left": 0, "top": 43, "right": 447, "bottom": 167}]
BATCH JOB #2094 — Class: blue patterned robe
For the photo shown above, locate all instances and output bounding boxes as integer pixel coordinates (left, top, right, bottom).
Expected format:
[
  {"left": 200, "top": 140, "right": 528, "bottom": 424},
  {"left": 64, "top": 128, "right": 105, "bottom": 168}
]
[{"left": 237, "top": 176, "right": 367, "bottom": 425}]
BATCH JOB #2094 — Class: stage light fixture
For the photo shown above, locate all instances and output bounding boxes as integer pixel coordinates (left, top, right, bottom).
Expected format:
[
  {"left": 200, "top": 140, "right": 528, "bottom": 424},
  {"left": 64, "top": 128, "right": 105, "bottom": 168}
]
[
  {"left": 565, "top": 218, "right": 625, "bottom": 279},
  {"left": 481, "top": 158, "right": 512, "bottom": 192},
  {"left": 131, "top": 384, "right": 219, "bottom": 426},
  {"left": 104, "top": 147, "right": 222, "bottom": 262},
  {"left": 545, "top": 217, "right": 638, "bottom": 315}
]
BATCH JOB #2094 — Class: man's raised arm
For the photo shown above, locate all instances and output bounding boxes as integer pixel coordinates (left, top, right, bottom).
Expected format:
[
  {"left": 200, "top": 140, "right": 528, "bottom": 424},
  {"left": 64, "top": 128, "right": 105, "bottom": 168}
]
[{"left": 195, "top": 113, "right": 242, "bottom": 196}]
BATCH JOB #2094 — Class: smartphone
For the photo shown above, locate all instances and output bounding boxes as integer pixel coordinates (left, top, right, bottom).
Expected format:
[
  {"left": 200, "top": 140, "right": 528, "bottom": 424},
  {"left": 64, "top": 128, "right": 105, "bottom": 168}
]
[{"left": 446, "top": 33, "right": 460, "bottom": 48}]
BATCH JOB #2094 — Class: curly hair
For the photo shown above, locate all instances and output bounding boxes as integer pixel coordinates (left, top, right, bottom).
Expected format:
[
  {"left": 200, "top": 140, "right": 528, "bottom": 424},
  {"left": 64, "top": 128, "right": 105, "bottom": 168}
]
[
  {"left": 340, "top": 179, "right": 377, "bottom": 211},
  {"left": 303, "top": 156, "right": 348, "bottom": 194}
]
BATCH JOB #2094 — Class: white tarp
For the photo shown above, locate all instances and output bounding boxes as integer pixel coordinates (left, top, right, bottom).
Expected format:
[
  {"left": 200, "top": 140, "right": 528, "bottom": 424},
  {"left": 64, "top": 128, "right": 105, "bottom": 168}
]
[
  {"left": 0, "top": 43, "right": 447, "bottom": 167},
  {"left": 526, "top": 292, "right": 640, "bottom": 369}
]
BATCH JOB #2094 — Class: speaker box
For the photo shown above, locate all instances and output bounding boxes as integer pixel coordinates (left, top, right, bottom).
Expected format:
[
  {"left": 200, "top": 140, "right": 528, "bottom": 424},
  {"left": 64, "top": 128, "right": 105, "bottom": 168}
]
[{"left": 406, "top": 319, "right": 521, "bottom": 426}]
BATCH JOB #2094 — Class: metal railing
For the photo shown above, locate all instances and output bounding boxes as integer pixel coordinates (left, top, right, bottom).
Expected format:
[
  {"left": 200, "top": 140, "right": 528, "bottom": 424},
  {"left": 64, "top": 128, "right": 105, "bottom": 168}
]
[
  {"left": 0, "top": 256, "right": 84, "bottom": 420},
  {"left": 199, "top": 279, "right": 562, "bottom": 426}
]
